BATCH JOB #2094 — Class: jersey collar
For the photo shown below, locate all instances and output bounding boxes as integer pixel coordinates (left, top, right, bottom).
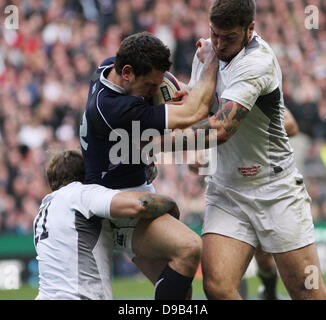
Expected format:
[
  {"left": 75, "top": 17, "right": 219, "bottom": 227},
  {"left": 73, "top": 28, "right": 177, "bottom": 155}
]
[
  {"left": 100, "top": 64, "right": 126, "bottom": 94},
  {"left": 220, "top": 31, "right": 259, "bottom": 70}
]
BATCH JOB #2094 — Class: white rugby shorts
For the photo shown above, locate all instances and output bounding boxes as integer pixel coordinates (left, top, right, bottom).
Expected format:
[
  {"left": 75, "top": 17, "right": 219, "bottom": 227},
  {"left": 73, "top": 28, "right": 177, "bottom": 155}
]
[
  {"left": 110, "top": 182, "right": 156, "bottom": 258},
  {"left": 202, "top": 168, "right": 315, "bottom": 253}
]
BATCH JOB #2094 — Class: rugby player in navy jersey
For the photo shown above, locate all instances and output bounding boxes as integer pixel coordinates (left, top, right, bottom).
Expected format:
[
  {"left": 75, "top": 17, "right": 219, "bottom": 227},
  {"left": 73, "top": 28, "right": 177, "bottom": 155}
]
[{"left": 80, "top": 32, "right": 219, "bottom": 299}]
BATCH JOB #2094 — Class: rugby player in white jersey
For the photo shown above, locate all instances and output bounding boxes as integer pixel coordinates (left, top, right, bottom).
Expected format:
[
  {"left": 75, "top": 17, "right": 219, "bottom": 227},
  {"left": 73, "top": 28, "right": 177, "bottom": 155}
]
[
  {"left": 34, "top": 149, "right": 186, "bottom": 300},
  {"left": 188, "top": 107, "right": 299, "bottom": 300},
  {"left": 178, "top": 0, "right": 326, "bottom": 299}
]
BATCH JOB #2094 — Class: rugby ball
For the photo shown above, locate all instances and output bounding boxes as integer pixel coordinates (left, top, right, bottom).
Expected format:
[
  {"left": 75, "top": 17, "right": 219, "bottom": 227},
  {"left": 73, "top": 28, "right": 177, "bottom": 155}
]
[{"left": 152, "top": 71, "right": 181, "bottom": 105}]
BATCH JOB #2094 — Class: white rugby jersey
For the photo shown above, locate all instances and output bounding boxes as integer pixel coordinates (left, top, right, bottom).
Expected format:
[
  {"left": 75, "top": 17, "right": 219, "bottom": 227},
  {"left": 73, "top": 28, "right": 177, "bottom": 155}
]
[
  {"left": 189, "top": 33, "right": 295, "bottom": 187},
  {"left": 33, "top": 182, "right": 120, "bottom": 300}
]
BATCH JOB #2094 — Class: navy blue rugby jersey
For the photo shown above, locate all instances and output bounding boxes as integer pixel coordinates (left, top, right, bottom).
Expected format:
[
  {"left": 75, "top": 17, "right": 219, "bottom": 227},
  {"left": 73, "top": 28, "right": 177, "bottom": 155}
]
[{"left": 80, "top": 57, "right": 167, "bottom": 189}]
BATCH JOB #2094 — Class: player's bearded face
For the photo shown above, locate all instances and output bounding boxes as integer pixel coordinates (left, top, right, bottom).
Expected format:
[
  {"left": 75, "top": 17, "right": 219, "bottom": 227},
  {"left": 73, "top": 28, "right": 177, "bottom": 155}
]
[
  {"left": 210, "top": 23, "right": 253, "bottom": 63},
  {"left": 129, "top": 69, "right": 164, "bottom": 102}
]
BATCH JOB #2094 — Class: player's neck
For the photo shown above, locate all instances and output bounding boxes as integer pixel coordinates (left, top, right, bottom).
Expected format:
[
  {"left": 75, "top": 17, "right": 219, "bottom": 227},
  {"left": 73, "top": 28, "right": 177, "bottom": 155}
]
[{"left": 106, "top": 67, "right": 125, "bottom": 89}]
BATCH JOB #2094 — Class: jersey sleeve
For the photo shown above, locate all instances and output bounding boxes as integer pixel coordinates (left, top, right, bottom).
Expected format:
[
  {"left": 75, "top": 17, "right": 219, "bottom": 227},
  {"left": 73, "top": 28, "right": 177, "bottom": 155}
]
[
  {"left": 118, "top": 99, "right": 167, "bottom": 133},
  {"left": 96, "top": 91, "right": 167, "bottom": 135},
  {"left": 221, "top": 56, "right": 279, "bottom": 111},
  {"left": 73, "top": 183, "right": 121, "bottom": 219},
  {"left": 131, "top": 102, "right": 168, "bottom": 133}
]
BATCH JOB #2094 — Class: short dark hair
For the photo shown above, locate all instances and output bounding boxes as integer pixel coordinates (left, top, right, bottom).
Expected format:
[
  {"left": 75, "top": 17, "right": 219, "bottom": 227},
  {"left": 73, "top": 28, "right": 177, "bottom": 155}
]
[
  {"left": 46, "top": 149, "right": 85, "bottom": 191},
  {"left": 210, "top": 0, "right": 256, "bottom": 30},
  {"left": 114, "top": 32, "right": 172, "bottom": 77}
]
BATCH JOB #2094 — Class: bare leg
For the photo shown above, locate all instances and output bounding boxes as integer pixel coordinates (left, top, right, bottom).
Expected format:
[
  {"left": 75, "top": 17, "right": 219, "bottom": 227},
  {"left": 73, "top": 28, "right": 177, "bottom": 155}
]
[
  {"left": 132, "top": 214, "right": 201, "bottom": 276},
  {"left": 131, "top": 214, "right": 202, "bottom": 299},
  {"left": 255, "top": 245, "right": 278, "bottom": 299},
  {"left": 273, "top": 243, "right": 326, "bottom": 300},
  {"left": 132, "top": 256, "right": 167, "bottom": 284},
  {"left": 202, "top": 233, "right": 255, "bottom": 300},
  {"left": 255, "top": 245, "right": 276, "bottom": 273}
]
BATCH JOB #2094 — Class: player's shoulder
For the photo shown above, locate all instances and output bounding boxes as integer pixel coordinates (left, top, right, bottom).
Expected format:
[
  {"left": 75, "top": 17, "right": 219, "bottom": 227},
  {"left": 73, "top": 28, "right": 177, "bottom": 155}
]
[
  {"left": 38, "top": 183, "right": 78, "bottom": 210},
  {"left": 234, "top": 35, "right": 274, "bottom": 77},
  {"left": 243, "top": 34, "right": 274, "bottom": 66},
  {"left": 98, "top": 57, "right": 115, "bottom": 69},
  {"left": 100, "top": 90, "right": 147, "bottom": 114},
  {"left": 39, "top": 192, "right": 55, "bottom": 208},
  {"left": 72, "top": 181, "right": 118, "bottom": 196},
  {"left": 91, "top": 56, "right": 115, "bottom": 78},
  {"left": 57, "top": 182, "right": 108, "bottom": 203},
  {"left": 53, "top": 182, "right": 82, "bottom": 200}
]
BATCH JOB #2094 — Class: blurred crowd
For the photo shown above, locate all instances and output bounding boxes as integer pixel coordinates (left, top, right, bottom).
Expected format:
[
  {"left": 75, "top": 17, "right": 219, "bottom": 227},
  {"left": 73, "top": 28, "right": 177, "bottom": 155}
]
[{"left": 0, "top": 0, "right": 326, "bottom": 235}]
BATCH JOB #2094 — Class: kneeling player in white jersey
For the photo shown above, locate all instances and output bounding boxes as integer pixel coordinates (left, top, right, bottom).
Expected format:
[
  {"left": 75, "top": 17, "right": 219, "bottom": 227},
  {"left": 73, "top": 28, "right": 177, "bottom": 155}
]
[
  {"left": 178, "top": 0, "right": 326, "bottom": 299},
  {"left": 34, "top": 149, "right": 196, "bottom": 300}
]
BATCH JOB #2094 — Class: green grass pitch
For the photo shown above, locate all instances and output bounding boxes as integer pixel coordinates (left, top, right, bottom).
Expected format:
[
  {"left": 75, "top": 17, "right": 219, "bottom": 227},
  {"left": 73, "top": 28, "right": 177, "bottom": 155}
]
[{"left": 1, "top": 275, "right": 315, "bottom": 300}]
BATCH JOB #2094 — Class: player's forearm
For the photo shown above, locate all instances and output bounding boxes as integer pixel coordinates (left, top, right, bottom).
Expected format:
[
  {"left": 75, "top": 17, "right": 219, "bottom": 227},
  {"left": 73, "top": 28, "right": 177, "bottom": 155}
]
[
  {"left": 159, "top": 118, "right": 225, "bottom": 152},
  {"left": 167, "top": 55, "right": 218, "bottom": 129},
  {"left": 161, "top": 99, "right": 248, "bottom": 151},
  {"left": 137, "top": 194, "right": 180, "bottom": 219},
  {"left": 181, "top": 59, "right": 219, "bottom": 123},
  {"left": 182, "top": 99, "right": 249, "bottom": 150}
]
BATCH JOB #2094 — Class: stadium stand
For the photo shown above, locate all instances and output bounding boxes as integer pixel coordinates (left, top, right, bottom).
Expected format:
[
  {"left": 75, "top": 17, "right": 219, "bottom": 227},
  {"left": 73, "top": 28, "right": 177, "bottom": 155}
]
[{"left": 0, "top": 0, "right": 325, "bottom": 242}]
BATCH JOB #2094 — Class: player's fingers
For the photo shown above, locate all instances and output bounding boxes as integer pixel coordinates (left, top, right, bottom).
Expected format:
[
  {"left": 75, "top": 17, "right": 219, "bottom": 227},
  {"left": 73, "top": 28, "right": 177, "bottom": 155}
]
[
  {"left": 168, "top": 101, "right": 184, "bottom": 105},
  {"left": 172, "top": 90, "right": 188, "bottom": 101},
  {"left": 196, "top": 40, "right": 210, "bottom": 63},
  {"left": 196, "top": 38, "right": 205, "bottom": 48},
  {"left": 188, "top": 164, "right": 199, "bottom": 174}
]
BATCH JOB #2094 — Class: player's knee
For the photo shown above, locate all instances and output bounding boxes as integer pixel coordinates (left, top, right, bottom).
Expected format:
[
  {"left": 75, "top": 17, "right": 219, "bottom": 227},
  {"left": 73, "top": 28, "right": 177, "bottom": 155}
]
[
  {"left": 185, "top": 235, "right": 202, "bottom": 265},
  {"left": 203, "top": 276, "right": 238, "bottom": 300},
  {"left": 177, "top": 234, "right": 202, "bottom": 272}
]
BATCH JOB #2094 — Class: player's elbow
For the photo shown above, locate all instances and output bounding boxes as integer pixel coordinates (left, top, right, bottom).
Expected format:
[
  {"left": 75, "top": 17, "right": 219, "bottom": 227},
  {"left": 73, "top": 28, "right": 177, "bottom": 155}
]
[
  {"left": 132, "top": 201, "right": 150, "bottom": 217},
  {"left": 178, "top": 112, "right": 208, "bottom": 129},
  {"left": 286, "top": 122, "right": 299, "bottom": 137},
  {"left": 211, "top": 127, "right": 230, "bottom": 146},
  {"left": 169, "top": 103, "right": 211, "bottom": 129},
  {"left": 133, "top": 201, "right": 160, "bottom": 219},
  {"left": 219, "top": 130, "right": 230, "bottom": 145}
]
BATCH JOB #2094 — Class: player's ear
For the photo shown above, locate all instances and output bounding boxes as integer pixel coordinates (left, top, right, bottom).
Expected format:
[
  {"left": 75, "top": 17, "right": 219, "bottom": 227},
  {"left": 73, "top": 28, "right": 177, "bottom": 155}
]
[
  {"left": 247, "top": 21, "right": 255, "bottom": 39},
  {"left": 121, "top": 65, "right": 135, "bottom": 82}
]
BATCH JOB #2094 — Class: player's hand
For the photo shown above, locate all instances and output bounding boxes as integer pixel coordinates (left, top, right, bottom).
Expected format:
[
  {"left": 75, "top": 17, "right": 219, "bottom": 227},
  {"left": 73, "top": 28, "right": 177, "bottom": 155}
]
[
  {"left": 196, "top": 38, "right": 219, "bottom": 72},
  {"left": 169, "top": 203, "right": 180, "bottom": 220},
  {"left": 173, "top": 90, "right": 188, "bottom": 102},
  {"left": 188, "top": 163, "right": 201, "bottom": 174},
  {"left": 145, "top": 162, "right": 158, "bottom": 184},
  {"left": 168, "top": 90, "right": 189, "bottom": 105},
  {"left": 196, "top": 38, "right": 213, "bottom": 63},
  {"left": 188, "top": 156, "right": 210, "bottom": 175}
]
